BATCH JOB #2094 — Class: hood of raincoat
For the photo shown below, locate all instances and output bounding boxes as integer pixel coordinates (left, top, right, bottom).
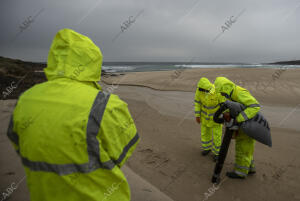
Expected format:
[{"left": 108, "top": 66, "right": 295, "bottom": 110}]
[
  {"left": 214, "top": 77, "right": 236, "bottom": 96},
  {"left": 44, "top": 28, "right": 103, "bottom": 82},
  {"left": 197, "top": 77, "right": 213, "bottom": 92}
]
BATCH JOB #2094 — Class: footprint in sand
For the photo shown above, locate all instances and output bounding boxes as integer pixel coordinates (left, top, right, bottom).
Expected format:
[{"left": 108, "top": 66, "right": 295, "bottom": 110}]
[
  {"left": 138, "top": 148, "right": 153, "bottom": 154},
  {"left": 138, "top": 148, "right": 170, "bottom": 169},
  {"left": 272, "top": 168, "right": 286, "bottom": 180}
]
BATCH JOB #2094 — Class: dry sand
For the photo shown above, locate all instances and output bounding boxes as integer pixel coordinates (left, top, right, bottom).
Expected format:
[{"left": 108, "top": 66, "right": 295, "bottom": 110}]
[
  {"left": 102, "top": 68, "right": 300, "bottom": 106},
  {"left": 1, "top": 68, "right": 300, "bottom": 201}
]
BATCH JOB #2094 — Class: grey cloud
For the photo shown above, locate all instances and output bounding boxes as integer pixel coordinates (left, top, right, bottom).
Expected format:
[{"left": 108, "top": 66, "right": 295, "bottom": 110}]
[{"left": 0, "top": 0, "right": 299, "bottom": 63}]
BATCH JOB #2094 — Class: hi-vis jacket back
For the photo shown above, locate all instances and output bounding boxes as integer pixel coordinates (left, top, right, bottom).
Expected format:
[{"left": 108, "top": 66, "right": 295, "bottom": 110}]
[{"left": 7, "top": 29, "right": 139, "bottom": 201}]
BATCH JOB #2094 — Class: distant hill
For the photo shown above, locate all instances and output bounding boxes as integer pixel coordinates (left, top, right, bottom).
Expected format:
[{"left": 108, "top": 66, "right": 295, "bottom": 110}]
[
  {"left": 0, "top": 56, "right": 46, "bottom": 100},
  {"left": 0, "top": 56, "right": 45, "bottom": 77},
  {"left": 0, "top": 56, "right": 107, "bottom": 100},
  {"left": 268, "top": 60, "right": 300, "bottom": 65}
]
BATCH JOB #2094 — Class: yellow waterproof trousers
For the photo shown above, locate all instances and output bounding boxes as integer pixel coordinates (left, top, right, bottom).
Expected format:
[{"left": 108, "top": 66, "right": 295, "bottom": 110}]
[
  {"left": 234, "top": 130, "right": 256, "bottom": 177},
  {"left": 201, "top": 124, "right": 222, "bottom": 155}
]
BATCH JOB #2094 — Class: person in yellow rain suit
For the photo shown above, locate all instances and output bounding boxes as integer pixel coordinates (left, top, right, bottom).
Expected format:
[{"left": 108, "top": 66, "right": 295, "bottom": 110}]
[
  {"left": 214, "top": 77, "right": 260, "bottom": 179},
  {"left": 194, "top": 77, "right": 223, "bottom": 161},
  {"left": 6, "top": 29, "right": 140, "bottom": 201}
]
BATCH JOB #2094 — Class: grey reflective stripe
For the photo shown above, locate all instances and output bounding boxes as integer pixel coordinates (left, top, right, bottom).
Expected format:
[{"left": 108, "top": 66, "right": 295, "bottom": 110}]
[
  {"left": 235, "top": 164, "right": 250, "bottom": 170},
  {"left": 21, "top": 157, "right": 91, "bottom": 175},
  {"left": 201, "top": 111, "right": 208, "bottom": 115},
  {"left": 240, "top": 111, "right": 249, "bottom": 121},
  {"left": 194, "top": 100, "right": 201, "bottom": 104},
  {"left": 248, "top": 104, "right": 260, "bottom": 108},
  {"left": 195, "top": 111, "right": 201, "bottom": 114},
  {"left": 201, "top": 140, "right": 212, "bottom": 144},
  {"left": 203, "top": 145, "right": 212, "bottom": 149},
  {"left": 87, "top": 92, "right": 110, "bottom": 168},
  {"left": 18, "top": 91, "right": 139, "bottom": 175},
  {"left": 239, "top": 104, "right": 260, "bottom": 121},
  {"left": 113, "top": 132, "right": 139, "bottom": 165},
  {"left": 7, "top": 116, "right": 19, "bottom": 147},
  {"left": 100, "top": 161, "right": 115, "bottom": 169},
  {"left": 202, "top": 104, "right": 219, "bottom": 110},
  {"left": 212, "top": 147, "right": 219, "bottom": 154},
  {"left": 201, "top": 111, "right": 215, "bottom": 116},
  {"left": 234, "top": 170, "right": 247, "bottom": 177},
  {"left": 212, "top": 143, "right": 221, "bottom": 149}
]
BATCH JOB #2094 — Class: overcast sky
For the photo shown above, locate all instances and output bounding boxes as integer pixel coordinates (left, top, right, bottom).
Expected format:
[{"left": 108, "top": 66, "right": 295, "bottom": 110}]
[{"left": 0, "top": 0, "right": 299, "bottom": 63}]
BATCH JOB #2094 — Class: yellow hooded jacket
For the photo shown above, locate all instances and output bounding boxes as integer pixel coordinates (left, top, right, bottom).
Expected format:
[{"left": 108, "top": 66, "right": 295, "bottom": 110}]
[
  {"left": 7, "top": 29, "right": 139, "bottom": 201},
  {"left": 194, "top": 77, "right": 222, "bottom": 127},
  {"left": 214, "top": 77, "right": 260, "bottom": 123}
]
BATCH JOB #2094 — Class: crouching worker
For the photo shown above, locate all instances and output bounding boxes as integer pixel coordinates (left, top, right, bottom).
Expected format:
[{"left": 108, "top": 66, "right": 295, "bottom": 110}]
[
  {"left": 6, "top": 29, "right": 140, "bottom": 201},
  {"left": 194, "top": 77, "right": 223, "bottom": 161},
  {"left": 214, "top": 77, "right": 260, "bottom": 179}
]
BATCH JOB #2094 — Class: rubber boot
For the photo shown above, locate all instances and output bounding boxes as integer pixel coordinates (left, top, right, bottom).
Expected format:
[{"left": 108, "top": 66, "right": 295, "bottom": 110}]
[
  {"left": 202, "top": 150, "right": 211, "bottom": 156},
  {"left": 213, "top": 155, "right": 218, "bottom": 162},
  {"left": 248, "top": 168, "right": 256, "bottom": 175},
  {"left": 226, "top": 171, "right": 245, "bottom": 179}
]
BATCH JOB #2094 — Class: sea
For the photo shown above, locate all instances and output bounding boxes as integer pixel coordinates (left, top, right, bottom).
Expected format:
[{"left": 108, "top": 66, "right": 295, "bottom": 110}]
[{"left": 102, "top": 63, "right": 300, "bottom": 73}]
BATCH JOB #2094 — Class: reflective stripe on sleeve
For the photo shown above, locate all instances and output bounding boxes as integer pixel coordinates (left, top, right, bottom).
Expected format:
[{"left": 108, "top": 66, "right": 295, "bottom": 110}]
[
  {"left": 248, "top": 104, "right": 260, "bottom": 108},
  {"left": 7, "top": 116, "right": 19, "bottom": 147},
  {"left": 201, "top": 111, "right": 215, "bottom": 116},
  {"left": 240, "top": 111, "right": 249, "bottom": 121},
  {"left": 202, "top": 104, "right": 219, "bottom": 110},
  {"left": 201, "top": 111, "right": 208, "bottom": 115},
  {"left": 113, "top": 132, "right": 139, "bottom": 165}
]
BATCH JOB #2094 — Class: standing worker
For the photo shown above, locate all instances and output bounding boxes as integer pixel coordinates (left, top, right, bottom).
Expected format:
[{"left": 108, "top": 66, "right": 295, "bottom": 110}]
[
  {"left": 194, "top": 77, "right": 223, "bottom": 161},
  {"left": 214, "top": 77, "right": 260, "bottom": 179},
  {"left": 7, "top": 29, "right": 140, "bottom": 201}
]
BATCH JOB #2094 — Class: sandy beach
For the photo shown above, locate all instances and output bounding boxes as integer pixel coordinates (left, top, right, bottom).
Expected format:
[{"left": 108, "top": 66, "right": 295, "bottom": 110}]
[{"left": 1, "top": 68, "right": 300, "bottom": 201}]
